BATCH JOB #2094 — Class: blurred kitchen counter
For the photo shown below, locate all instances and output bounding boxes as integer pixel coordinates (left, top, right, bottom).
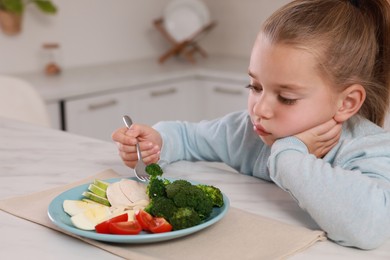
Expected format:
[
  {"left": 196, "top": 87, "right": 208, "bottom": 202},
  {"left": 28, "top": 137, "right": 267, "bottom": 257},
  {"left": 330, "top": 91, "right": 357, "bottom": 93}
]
[
  {"left": 14, "top": 55, "right": 249, "bottom": 103},
  {"left": 13, "top": 56, "right": 249, "bottom": 139}
]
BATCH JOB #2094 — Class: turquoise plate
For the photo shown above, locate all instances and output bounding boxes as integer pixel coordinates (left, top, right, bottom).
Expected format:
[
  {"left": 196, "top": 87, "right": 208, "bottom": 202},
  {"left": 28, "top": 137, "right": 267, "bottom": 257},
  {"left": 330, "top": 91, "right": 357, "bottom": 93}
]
[{"left": 48, "top": 177, "right": 229, "bottom": 243}]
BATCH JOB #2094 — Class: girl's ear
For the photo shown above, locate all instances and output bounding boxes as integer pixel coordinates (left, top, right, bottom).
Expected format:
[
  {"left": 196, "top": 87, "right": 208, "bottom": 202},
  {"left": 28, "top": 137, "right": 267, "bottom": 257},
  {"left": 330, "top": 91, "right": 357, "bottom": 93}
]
[{"left": 333, "top": 84, "right": 366, "bottom": 123}]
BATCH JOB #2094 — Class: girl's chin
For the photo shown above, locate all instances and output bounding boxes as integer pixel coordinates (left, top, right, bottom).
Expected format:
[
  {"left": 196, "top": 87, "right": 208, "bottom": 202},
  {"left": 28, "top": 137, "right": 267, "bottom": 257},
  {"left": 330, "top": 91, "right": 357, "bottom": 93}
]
[{"left": 259, "top": 135, "right": 275, "bottom": 146}]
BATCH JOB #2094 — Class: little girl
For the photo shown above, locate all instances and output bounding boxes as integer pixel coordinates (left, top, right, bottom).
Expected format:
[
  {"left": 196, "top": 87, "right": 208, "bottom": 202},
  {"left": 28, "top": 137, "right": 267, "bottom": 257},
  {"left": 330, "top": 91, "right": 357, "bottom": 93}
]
[{"left": 112, "top": 0, "right": 390, "bottom": 249}]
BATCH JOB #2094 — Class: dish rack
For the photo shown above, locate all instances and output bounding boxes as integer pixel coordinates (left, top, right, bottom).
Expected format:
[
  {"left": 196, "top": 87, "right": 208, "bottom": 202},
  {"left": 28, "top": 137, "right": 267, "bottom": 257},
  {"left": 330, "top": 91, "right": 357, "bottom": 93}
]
[{"left": 154, "top": 18, "right": 216, "bottom": 64}]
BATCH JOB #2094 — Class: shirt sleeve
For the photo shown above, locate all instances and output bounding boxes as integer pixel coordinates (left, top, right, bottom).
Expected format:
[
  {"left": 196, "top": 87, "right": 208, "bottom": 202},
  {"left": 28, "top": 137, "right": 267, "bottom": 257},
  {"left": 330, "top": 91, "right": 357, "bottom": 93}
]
[
  {"left": 153, "top": 111, "right": 269, "bottom": 177},
  {"left": 268, "top": 135, "right": 390, "bottom": 249}
]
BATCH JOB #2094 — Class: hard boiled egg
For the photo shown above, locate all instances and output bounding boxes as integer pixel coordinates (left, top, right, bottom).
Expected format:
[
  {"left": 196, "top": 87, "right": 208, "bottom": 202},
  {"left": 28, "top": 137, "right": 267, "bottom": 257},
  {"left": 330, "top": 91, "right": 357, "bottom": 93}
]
[
  {"left": 63, "top": 199, "right": 107, "bottom": 216},
  {"left": 70, "top": 206, "right": 111, "bottom": 230},
  {"left": 63, "top": 200, "right": 111, "bottom": 230}
]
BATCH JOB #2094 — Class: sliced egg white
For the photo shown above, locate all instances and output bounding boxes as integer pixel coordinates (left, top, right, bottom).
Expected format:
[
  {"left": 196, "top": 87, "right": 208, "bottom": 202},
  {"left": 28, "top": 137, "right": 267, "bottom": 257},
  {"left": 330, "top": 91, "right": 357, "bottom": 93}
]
[{"left": 70, "top": 206, "right": 111, "bottom": 230}]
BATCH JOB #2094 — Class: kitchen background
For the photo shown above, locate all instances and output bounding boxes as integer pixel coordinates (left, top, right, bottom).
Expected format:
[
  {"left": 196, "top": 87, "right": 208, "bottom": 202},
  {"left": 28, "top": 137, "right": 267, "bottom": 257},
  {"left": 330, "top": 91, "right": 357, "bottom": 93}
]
[
  {"left": 0, "top": 0, "right": 288, "bottom": 74},
  {"left": 1, "top": 0, "right": 389, "bottom": 140}
]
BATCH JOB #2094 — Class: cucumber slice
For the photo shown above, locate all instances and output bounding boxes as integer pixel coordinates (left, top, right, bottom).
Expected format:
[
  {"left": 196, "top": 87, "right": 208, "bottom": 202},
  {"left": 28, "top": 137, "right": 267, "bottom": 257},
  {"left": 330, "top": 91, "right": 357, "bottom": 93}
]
[
  {"left": 93, "top": 179, "right": 109, "bottom": 190},
  {"left": 82, "top": 191, "right": 111, "bottom": 206},
  {"left": 88, "top": 184, "right": 106, "bottom": 198}
]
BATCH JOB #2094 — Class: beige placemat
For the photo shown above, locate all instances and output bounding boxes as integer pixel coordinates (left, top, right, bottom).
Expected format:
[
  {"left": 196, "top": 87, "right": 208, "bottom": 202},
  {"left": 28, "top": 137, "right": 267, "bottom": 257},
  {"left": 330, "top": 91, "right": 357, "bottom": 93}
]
[{"left": 0, "top": 168, "right": 326, "bottom": 260}]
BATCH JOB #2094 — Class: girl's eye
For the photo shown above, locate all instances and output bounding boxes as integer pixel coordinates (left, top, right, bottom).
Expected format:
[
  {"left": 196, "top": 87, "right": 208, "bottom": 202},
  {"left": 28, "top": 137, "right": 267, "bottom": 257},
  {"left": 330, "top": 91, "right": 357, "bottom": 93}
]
[
  {"left": 245, "top": 84, "right": 262, "bottom": 93},
  {"left": 278, "top": 96, "right": 297, "bottom": 105},
  {"left": 246, "top": 84, "right": 298, "bottom": 105}
]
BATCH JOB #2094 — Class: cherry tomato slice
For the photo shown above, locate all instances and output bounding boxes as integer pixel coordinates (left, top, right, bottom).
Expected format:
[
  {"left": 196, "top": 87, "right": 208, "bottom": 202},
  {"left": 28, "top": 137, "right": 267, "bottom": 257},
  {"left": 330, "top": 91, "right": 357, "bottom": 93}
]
[
  {"left": 135, "top": 210, "right": 153, "bottom": 231},
  {"left": 109, "top": 221, "right": 142, "bottom": 235},
  {"left": 95, "top": 213, "right": 128, "bottom": 234},
  {"left": 149, "top": 217, "right": 173, "bottom": 233}
]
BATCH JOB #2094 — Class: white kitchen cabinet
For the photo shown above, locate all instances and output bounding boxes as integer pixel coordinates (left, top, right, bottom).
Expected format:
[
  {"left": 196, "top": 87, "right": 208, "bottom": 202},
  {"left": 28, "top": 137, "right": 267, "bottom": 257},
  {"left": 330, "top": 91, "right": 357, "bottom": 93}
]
[
  {"left": 46, "top": 102, "right": 61, "bottom": 130},
  {"left": 65, "top": 91, "right": 134, "bottom": 141},
  {"left": 19, "top": 57, "right": 249, "bottom": 140},
  {"left": 127, "top": 80, "right": 202, "bottom": 125},
  {"left": 64, "top": 80, "right": 201, "bottom": 141},
  {"left": 201, "top": 79, "right": 248, "bottom": 120}
]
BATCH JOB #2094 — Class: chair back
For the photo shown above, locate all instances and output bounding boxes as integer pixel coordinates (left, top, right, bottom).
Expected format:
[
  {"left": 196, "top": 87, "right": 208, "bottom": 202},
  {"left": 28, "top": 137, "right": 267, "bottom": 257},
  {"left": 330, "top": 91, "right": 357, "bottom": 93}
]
[{"left": 0, "top": 75, "right": 51, "bottom": 127}]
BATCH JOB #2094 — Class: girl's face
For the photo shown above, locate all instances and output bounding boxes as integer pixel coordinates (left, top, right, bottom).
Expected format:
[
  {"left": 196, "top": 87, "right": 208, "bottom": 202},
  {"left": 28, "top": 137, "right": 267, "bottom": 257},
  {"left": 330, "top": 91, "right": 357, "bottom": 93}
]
[{"left": 248, "top": 35, "right": 340, "bottom": 146}]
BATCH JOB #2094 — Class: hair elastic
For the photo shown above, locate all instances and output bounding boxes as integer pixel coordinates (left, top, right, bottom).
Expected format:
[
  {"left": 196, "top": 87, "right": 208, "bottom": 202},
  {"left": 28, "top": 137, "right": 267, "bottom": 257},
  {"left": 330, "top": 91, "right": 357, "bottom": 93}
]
[{"left": 350, "top": 0, "right": 360, "bottom": 8}]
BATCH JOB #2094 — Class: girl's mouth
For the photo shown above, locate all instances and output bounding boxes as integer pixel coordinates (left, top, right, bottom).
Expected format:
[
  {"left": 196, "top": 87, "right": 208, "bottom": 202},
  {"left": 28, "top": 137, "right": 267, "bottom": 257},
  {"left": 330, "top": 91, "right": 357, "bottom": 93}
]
[{"left": 253, "top": 124, "right": 271, "bottom": 136}]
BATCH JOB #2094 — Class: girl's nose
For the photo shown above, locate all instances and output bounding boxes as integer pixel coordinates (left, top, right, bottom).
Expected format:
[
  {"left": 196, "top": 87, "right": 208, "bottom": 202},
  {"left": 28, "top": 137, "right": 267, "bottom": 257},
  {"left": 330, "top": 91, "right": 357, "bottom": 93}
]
[{"left": 253, "top": 95, "right": 274, "bottom": 119}]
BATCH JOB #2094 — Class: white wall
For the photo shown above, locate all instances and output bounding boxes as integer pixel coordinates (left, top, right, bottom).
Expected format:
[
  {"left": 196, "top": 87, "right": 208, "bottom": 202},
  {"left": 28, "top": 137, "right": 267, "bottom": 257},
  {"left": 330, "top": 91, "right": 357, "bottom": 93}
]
[
  {"left": 203, "top": 0, "right": 289, "bottom": 58},
  {"left": 0, "top": 0, "right": 288, "bottom": 74}
]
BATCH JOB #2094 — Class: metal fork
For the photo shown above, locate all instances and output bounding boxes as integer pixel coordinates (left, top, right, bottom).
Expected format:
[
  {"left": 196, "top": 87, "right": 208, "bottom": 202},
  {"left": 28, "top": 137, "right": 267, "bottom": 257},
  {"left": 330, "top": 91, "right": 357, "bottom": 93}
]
[{"left": 122, "top": 115, "right": 149, "bottom": 182}]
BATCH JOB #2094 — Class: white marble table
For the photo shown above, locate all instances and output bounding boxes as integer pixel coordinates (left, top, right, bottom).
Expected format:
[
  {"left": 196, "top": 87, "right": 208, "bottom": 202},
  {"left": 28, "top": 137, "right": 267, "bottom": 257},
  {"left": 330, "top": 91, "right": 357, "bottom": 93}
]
[{"left": 1, "top": 117, "right": 389, "bottom": 259}]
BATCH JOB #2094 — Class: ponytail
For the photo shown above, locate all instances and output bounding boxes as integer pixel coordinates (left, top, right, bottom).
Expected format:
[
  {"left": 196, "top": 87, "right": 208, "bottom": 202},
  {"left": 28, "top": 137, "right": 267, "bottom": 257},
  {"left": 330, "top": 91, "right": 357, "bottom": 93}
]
[{"left": 353, "top": 0, "right": 390, "bottom": 126}]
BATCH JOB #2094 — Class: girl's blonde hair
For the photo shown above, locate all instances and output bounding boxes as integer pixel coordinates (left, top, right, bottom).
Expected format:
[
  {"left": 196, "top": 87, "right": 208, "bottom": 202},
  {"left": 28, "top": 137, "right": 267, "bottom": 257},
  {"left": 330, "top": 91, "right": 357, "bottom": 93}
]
[{"left": 262, "top": 0, "right": 390, "bottom": 126}]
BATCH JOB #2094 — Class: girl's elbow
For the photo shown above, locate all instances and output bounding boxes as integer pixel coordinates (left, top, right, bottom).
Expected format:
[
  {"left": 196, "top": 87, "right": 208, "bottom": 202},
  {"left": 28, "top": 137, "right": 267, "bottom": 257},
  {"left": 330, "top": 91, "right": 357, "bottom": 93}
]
[
  {"left": 330, "top": 225, "right": 388, "bottom": 250},
  {"left": 339, "top": 237, "right": 384, "bottom": 250}
]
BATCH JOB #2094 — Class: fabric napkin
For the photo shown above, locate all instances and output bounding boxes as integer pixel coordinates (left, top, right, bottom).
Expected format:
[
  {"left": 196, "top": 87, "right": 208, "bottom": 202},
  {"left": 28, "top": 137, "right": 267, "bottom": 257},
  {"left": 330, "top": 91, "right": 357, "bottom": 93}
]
[{"left": 0, "top": 168, "right": 326, "bottom": 260}]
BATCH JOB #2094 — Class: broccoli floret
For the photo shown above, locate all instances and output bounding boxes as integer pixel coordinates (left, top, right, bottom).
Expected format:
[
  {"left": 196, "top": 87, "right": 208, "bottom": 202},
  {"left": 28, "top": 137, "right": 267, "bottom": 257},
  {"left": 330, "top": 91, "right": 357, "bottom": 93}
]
[
  {"left": 145, "top": 163, "right": 163, "bottom": 178},
  {"left": 166, "top": 182, "right": 213, "bottom": 220},
  {"left": 169, "top": 207, "right": 201, "bottom": 230},
  {"left": 145, "top": 163, "right": 169, "bottom": 199},
  {"left": 146, "top": 177, "right": 168, "bottom": 199},
  {"left": 197, "top": 184, "right": 224, "bottom": 207},
  {"left": 193, "top": 191, "right": 213, "bottom": 219},
  {"left": 144, "top": 166, "right": 223, "bottom": 229},
  {"left": 165, "top": 179, "right": 192, "bottom": 198},
  {"left": 144, "top": 196, "right": 178, "bottom": 220},
  {"left": 162, "top": 179, "right": 171, "bottom": 185}
]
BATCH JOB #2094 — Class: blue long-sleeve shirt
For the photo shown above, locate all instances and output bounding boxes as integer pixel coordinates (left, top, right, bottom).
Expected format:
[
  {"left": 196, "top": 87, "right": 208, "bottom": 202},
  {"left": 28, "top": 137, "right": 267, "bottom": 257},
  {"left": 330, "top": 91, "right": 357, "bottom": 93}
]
[{"left": 154, "top": 110, "right": 390, "bottom": 249}]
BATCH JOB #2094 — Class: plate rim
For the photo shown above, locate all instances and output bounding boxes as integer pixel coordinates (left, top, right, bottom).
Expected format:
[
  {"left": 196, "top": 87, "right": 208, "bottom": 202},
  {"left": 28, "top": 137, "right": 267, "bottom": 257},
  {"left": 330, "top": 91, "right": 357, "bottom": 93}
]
[{"left": 48, "top": 177, "right": 230, "bottom": 244}]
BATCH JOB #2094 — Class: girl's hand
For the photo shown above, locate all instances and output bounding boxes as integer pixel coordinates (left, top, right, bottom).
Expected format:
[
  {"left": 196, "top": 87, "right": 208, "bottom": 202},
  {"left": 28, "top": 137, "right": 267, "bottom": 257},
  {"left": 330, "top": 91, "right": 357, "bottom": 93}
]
[
  {"left": 111, "top": 124, "right": 162, "bottom": 168},
  {"left": 294, "top": 119, "right": 342, "bottom": 158}
]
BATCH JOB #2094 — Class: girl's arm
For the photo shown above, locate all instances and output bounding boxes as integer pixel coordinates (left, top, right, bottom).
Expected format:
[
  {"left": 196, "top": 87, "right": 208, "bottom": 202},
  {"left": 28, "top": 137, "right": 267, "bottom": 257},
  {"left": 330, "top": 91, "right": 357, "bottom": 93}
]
[
  {"left": 154, "top": 111, "right": 268, "bottom": 175},
  {"left": 268, "top": 134, "right": 390, "bottom": 249}
]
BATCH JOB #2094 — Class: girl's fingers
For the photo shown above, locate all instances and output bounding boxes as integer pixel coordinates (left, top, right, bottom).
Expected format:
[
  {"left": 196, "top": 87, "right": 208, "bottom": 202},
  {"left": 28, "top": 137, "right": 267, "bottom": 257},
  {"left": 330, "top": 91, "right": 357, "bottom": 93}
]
[
  {"left": 318, "top": 123, "right": 341, "bottom": 142},
  {"left": 119, "top": 143, "right": 160, "bottom": 161},
  {"left": 112, "top": 125, "right": 162, "bottom": 168},
  {"left": 315, "top": 119, "right": 338, "bottom": 136}
]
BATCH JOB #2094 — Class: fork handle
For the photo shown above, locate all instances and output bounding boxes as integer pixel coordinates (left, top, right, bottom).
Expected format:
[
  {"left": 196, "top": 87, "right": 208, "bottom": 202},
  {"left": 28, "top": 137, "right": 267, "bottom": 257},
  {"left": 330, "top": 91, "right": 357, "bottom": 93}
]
[
  {"left": 135, "top": 143, "right": 142, "bottom": 161},
  {"left": 122, "top": 115, "right": 143, "bottom": 161}
]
